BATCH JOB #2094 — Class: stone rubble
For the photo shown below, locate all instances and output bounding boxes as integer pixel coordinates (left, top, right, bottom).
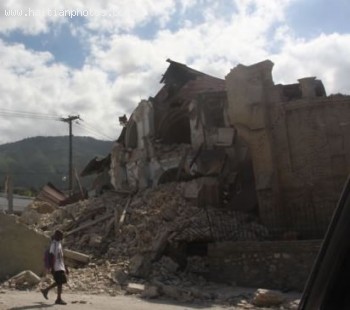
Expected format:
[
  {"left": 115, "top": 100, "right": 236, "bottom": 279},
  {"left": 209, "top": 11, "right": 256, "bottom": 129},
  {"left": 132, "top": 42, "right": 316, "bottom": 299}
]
[{"left": 6, "top": 183, "right": 300, "bottom": 309}]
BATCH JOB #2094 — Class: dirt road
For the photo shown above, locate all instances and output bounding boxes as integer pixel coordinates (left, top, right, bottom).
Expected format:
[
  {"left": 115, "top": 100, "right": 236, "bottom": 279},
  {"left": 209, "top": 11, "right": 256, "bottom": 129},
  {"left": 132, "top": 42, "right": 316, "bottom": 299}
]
[{"left": 0, "top": 290, "right": 255, "bottom": 310}]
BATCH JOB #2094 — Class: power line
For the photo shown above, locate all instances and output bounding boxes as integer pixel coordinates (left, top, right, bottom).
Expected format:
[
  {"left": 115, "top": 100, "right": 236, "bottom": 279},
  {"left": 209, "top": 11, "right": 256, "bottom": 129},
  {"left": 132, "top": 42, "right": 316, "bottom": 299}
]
[
  {"left": 76, "top": 121, "right": 114, "bottom": 140},
  {"left": 0, "top": 108, "right": 115, "bottom": 141},
  {"left": 0, "top": 109, "right": 61, "bottom": 120}
]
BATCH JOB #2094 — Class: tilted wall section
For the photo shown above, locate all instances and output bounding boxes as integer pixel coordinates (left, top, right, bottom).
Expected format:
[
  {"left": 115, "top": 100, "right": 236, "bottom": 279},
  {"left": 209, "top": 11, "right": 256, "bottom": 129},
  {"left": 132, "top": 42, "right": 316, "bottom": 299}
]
[{"left": 0, "top": 214, "right": 49, "bottom": 280}]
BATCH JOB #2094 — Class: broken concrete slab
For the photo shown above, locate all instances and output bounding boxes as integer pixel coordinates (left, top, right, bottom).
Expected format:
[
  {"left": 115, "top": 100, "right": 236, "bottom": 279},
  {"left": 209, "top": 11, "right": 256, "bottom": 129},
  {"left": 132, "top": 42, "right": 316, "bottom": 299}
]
[
  {"left": 125, "top": 283, "right": 145, "bottom": 295},
  {"left": 63, "top": 249, "right": 90, "bottom": 265},
  {"left": 8, "top": 270, "right": 41, "bottom": 288},
  {"left": 0, "top": 213, "right": 49, "bottom": 281}
]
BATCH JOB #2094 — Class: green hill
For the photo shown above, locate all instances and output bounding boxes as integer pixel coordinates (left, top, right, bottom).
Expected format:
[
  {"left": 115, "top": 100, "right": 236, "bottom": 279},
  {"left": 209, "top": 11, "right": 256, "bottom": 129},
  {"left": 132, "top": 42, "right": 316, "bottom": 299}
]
[{"left": 0, "top": 136, "right": 113, "bottom": 191}]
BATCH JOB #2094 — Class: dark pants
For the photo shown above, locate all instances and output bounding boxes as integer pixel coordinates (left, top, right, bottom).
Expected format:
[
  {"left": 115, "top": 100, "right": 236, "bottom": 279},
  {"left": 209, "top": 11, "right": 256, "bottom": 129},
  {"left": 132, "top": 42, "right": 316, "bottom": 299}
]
[{"left": 53, "top": 271, "right": 67, "bottom": 285}]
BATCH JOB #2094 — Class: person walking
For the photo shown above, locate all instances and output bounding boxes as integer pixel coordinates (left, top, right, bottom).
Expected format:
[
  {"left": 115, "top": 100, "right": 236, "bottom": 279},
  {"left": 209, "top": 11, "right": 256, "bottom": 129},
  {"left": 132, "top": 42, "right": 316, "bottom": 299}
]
[{"left": 41, "top": 229, "right": 69, "bottom": 305}]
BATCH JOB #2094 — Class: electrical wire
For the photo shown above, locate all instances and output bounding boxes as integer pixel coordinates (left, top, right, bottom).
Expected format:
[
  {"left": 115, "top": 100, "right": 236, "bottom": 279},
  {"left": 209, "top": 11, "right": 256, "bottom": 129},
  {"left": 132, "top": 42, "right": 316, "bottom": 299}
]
[
  {"left": 76, "top": 120, "right": 114, "bottom": 141},
  {"left": 0, "top": 108, "right": 61, "bottom": 120},
  {"left": 0, "top": 108, "right": 115, "bottom": 140}
]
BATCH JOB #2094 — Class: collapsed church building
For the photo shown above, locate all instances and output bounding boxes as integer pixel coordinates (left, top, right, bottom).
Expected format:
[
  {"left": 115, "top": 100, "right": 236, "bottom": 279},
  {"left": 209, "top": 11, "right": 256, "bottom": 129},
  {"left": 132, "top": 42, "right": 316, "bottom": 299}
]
[
  {"left": 110, "top": 58, "right": 350, "bottom": 239},
  {"left": 104, "top": 59, "right": 350, "bottom": 289},
  {"left": 111, "top": 60, "right": 259, "bottom": 222},
  {"left": 2, "top": 59, "right": 350, "bottom": 294}
]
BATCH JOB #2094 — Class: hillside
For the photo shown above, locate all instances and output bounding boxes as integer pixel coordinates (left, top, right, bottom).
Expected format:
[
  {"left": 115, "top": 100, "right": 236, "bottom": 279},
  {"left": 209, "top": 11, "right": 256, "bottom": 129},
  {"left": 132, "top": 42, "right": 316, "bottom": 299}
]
[{"left": 0, "top": 136, "right": 113, "bottom": 191}]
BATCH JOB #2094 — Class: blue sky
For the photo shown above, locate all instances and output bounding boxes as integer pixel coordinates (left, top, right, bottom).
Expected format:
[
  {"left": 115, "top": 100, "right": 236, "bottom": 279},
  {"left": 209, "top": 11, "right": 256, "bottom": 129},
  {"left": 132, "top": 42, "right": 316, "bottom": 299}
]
[
  {"left": 0, "top": 0, "right": 349, "bottom": 143},
  {"left": 0, "top": 22, "right": 87, "bottom": 68},
  {"left": 287, "top": 0, "right": 350, "bottom": 37}
]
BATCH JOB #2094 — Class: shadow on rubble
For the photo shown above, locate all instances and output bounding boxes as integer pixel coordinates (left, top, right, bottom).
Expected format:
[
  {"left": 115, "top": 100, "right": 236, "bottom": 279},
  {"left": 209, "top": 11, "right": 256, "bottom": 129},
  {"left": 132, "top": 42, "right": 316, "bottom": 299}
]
[{"left": 8, "top": 302, "right": 53, "bottom": 310}]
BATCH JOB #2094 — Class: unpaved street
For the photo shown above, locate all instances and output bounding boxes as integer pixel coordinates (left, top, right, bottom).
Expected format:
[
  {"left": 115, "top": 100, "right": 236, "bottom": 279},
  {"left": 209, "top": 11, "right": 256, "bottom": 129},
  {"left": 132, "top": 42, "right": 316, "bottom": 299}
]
[
  {"left": 0, "top": 288, "right": 301, "bottom": 310},
  {"left": 0, "top": 290, "right": 258, "bottom": 310}
]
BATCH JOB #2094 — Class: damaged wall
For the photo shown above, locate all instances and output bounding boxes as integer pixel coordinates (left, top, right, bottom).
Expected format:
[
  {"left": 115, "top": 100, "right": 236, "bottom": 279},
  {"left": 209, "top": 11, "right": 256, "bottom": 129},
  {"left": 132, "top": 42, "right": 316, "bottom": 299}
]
[
  {"left": 208, "top": 240, "right": 321, "bottom": 291},
  {"left": 225, "top": 60, "right": 350, "bottom": 238},
  {"left": 109, "top": 58, "right": 350, "bottom": 239},
  {"left": 109, "top": 59, "right": 256, "bottom": 214},
  {"left": 0, "top": 213, "right": 49, "bottom": 280}
]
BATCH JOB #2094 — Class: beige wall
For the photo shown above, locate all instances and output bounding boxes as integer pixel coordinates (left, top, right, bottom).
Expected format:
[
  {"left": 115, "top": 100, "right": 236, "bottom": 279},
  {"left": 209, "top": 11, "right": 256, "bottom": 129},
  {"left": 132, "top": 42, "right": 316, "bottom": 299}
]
[
  {"left": 0, "top": 213, "right": 49, "bottom": 281},
  {"left": 226, "top": 60, "right": 350, "bottom": 238}
]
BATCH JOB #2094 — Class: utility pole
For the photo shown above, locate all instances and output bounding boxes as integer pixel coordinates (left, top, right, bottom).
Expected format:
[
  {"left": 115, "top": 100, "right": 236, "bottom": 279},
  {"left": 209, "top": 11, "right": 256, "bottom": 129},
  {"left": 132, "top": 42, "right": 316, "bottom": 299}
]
[
  {"left": 5, "top": 175, "right": 13, "bottom": 214},
  {"left": 60, "top": 115, "right": 80, "bottom": 193}
]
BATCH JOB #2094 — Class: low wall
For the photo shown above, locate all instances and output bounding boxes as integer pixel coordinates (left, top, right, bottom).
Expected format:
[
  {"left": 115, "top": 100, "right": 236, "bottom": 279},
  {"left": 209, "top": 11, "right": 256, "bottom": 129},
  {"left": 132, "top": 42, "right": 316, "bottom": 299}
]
[
  {"left": 208, "top": 240, "right": 321, "bottom": 291},
  {"left": 0, "top": 213, "right": 49, "bottom": 281}
]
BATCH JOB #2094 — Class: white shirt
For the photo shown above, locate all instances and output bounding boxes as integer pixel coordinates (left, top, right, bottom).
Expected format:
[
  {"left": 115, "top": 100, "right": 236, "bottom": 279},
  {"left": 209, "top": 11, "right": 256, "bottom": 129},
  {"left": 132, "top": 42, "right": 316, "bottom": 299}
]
[{"left": 49, "top": 240, "right": 65, "bottom": 271}]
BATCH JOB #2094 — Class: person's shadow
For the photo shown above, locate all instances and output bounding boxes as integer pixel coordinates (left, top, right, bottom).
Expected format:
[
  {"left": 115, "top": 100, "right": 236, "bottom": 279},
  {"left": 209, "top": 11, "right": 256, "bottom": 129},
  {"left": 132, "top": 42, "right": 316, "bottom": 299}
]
[{"left": 8, "top": 302, "right": 54, "bottom": 310}]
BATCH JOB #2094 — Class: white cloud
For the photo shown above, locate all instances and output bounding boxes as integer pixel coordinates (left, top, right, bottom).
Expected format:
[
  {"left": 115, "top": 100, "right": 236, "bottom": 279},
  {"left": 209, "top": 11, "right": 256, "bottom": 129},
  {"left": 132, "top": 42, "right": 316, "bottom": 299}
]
[
  {"left": 272, "top": 33, "right": 350, "bottom": 94},
  {"left": 0, "top": 0, "right": 350, "bottom": 146},
  {"left": 0, "top": 39, "right": 118, "bottom": 143},
  {"left": 89, "top": 0, "right": 295, "bottom": 79},
  {"left": 0, "top": 0, "right": 177, "bottom": 34}
]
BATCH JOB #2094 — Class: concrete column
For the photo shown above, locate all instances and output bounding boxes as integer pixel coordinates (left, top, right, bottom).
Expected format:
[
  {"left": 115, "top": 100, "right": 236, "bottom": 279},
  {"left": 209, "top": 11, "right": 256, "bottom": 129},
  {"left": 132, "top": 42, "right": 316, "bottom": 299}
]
[{"left": 298, "top": 77, "right": 317, "bottom": 99}]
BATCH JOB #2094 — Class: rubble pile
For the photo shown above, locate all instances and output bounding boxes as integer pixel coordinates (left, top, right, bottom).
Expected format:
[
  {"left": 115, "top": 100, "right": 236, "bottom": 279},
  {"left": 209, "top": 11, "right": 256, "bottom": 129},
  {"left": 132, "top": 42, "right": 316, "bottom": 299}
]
[
  {"left": 16, "top": 182, "right": 273, "bottom": 304},
  {"left": 27, "top": 183, "right": 268, "bottom": 259}
]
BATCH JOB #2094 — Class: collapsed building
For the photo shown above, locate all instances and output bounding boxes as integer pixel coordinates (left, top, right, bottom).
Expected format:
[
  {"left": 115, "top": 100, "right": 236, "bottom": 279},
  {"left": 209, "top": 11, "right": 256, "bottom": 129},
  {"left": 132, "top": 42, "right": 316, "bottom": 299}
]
[
  {"left": 81, "top": 58, "right": 349, "bottom": 290},
  {"left": 3, "top": 58, "right": 348, "bottom": 295},
  {"left": 106, "top": 59, "right": 350, "bottom": 241},
  {"left": 110, "top": 59, "right": 258, "bottom": 217}
]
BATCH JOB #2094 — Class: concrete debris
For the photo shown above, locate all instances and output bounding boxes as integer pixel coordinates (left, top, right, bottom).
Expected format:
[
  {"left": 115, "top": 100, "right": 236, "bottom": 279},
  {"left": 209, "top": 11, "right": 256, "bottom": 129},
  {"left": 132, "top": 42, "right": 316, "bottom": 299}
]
[
  {"left": 27, "top": 201, "right": 56, "bottom": 214},
  {"left": 141, "top": 285, "right": 160, "bottom": 299},
  {"left": 251, "top": 288, "right": 285, "bottom": 307},
  {"left": 64, "top": 249, "right": 90, "bottom": 265},
  {"left": 159, "top": 256, "right": 179, "bottom": 273},
  {"left": 12, "top": 183, "right": 272, "bottom": 303},
  {"left": 0, "top": 213, "right": 49, "bottom": 281},
  {"left": 158, "top": 283, "right": 184, "bottom": 301},
  {"left": 19, "top": 209, "right": 41, "bottom": 226},
  {"left": 8, "top": 271, "right": 41, "bottom": 289},
  {"left": 125, "top": 283, "right": 145, "bottom": 295},
  {"left": 33, "top": 183, "right": 268, "bottom": 259},
  {"left": 128, "top": 253, "right": 152, "bottom": 278},
  {"left": 112, "top": 269, "right": 128, "bottom": 285}
]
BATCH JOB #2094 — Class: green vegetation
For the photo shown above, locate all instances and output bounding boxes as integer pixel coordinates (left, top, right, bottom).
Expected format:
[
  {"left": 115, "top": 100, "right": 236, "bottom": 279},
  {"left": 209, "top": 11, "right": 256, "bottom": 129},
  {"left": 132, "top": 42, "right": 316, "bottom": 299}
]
[{"left": 0, "top": 136, "right": 113, "bottom": 191}]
